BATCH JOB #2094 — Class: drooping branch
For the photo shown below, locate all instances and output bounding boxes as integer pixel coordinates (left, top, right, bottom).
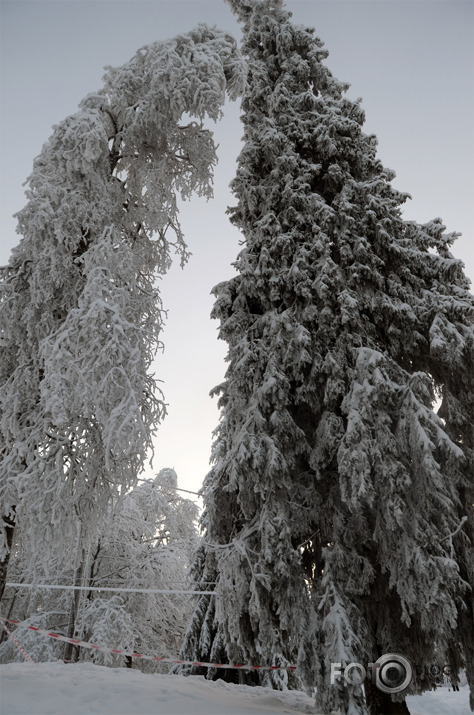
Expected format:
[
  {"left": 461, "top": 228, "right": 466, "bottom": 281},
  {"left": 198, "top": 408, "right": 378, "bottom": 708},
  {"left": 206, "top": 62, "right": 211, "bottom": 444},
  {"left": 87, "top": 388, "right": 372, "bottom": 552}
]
[{"left": 0, "top": 25, "right": 244, "bottom": 604}]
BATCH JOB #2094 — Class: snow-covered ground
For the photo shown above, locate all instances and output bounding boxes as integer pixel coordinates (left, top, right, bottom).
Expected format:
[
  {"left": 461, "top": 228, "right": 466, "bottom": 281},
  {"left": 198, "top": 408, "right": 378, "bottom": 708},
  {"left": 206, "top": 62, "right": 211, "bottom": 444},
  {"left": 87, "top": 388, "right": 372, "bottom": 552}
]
[{"left": 0, "top": 662, "right": 470, "bottom": 715}]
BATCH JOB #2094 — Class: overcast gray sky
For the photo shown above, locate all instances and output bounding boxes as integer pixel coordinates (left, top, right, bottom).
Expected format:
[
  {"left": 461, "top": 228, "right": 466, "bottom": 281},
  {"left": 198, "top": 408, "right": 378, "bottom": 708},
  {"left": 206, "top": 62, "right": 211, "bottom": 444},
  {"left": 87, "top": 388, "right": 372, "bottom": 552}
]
[{"left": 1, "top": 0, "right": 473, "bottom": 499}]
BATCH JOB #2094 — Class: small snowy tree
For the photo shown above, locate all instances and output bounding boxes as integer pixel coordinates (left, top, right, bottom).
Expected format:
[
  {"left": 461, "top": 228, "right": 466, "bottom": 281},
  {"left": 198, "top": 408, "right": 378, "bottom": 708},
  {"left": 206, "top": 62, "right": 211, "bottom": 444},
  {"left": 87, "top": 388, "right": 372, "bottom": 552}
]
[
  {"left": 77, "top": 468, "right": 199, "bottom": 671},
  {"left": 0, "top": 468, "right": 199, "bottom": 668},
  {"left": 0, "top": 27, "right": 243, "bottom": 601},
  {"left": 182, "top": 2, "right": 473, "bottom": 714}
]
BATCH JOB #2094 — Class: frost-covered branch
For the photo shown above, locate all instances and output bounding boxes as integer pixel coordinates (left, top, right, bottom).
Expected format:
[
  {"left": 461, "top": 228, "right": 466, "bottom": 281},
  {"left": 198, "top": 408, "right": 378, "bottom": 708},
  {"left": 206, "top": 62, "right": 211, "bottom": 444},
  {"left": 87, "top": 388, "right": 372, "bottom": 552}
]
[{"left": 0, "top": 25, "right": 243, "bottom": 607}]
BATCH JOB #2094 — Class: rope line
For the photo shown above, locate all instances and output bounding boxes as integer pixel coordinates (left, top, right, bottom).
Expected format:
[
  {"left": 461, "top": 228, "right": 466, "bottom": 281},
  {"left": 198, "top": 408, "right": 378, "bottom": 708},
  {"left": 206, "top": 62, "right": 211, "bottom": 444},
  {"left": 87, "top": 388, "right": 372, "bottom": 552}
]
[
  {"left": 0, "top": 617, "right": 296, "bottom": 672},
  {"left": 5, "top": 583, "right": 215, "bottom": 596},
  {"left": 0, "top": 619, "right": 34, "bottom": 663}
]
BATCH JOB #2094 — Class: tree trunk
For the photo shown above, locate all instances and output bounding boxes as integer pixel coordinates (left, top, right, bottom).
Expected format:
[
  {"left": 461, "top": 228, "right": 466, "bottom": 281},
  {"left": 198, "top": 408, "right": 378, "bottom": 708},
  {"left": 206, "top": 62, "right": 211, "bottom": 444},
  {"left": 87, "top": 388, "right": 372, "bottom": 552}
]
[
  {"left": 364, "top": 679, "right": 410, "bottom": 714},
  {"left": 64, "top": 553, "right": 85, "bottom": 663},
  {"left": 0, "top": 587, "right": 18, "bottom": 645},
  {"left": 0, "top": 510, "right": 16, "bottom": 603}
]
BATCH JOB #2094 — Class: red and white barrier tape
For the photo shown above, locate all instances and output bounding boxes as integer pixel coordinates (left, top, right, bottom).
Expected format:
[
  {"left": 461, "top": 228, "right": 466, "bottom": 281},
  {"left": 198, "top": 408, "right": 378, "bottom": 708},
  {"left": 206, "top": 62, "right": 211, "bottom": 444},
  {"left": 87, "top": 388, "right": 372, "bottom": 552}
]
[
  {"left": 1, "top": 619, "right": 34, "bottom": 663},
  {"left": 0, "top": 617, "right": 296, "bottom": 672}
]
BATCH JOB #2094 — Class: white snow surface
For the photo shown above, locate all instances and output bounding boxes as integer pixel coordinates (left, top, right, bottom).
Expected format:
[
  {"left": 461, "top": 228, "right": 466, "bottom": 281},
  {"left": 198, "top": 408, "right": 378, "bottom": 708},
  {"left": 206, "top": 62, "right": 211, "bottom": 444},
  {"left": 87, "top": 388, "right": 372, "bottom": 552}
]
[{"left": 0, "top": 662, "right": 470, "bottom": 715}]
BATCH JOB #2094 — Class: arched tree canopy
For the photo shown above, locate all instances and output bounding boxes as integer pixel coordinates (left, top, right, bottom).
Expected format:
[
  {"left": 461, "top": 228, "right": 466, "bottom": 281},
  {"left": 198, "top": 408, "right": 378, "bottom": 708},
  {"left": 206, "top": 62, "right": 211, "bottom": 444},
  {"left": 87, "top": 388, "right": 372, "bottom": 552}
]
[{"left": 0, "top": 25, "right": 244, "bottom": 591}]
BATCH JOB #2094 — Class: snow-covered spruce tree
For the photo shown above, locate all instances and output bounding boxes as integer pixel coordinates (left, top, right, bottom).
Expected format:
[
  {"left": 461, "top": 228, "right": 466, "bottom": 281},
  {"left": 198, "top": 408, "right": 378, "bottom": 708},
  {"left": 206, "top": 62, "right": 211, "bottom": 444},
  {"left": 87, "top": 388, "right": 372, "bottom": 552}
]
[
  {"left": 181, "top": 2, "right": 473, "bottom": 714},
  {"left": 0, "top": 27, "right": 243, "bottom": 604}
]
